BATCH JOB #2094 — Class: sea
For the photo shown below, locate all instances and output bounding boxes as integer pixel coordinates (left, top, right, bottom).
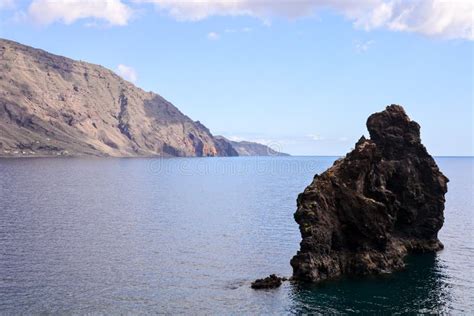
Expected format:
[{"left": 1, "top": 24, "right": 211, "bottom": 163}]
[{"left": 0, "top": 156, "right": 472, "bottom": 314}]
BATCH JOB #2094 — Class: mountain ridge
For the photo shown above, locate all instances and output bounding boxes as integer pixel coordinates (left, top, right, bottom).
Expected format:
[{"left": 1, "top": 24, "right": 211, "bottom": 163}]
[
  {"left": 216, "top": 136, "right": 289, "bottom": 156},
  {"left": 0, "top": 38, "right": 287, "bottom": 158}
]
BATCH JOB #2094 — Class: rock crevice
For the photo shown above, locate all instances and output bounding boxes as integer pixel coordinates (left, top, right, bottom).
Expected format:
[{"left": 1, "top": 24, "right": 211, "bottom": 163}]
[{"left": 117, "top": 91, "right": 132, "bottom": 141}]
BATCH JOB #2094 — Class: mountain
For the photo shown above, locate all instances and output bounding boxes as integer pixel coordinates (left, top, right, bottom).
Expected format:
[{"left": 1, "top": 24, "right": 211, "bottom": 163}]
[
  {"left": 0, "top": 38, "right": 239, "bottom": 157},
  {"left": 216, "top": 136, "right": 289, "bottom": 156}
]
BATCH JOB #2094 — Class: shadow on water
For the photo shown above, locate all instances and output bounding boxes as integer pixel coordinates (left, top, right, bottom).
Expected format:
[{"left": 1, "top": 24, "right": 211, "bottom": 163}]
[{"left": 288, "top": 253, "right": 451, "bottom": 314}]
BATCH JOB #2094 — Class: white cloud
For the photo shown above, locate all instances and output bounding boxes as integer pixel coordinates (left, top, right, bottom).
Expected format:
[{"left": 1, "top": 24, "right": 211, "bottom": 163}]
[
  {"left": 307, "top": 134, "right": 325, "bottom": 141},
  {"left": 116, "top": 64, "right": 138, "bottom": 83},
  {"left": 307, "top": 134, "right": 351, "bottom": 142},
  {"left": 225, "top": 27, "right": 252, "bottom": 33},
  {"left": 137, "top": 0, "right": 323, "bottom": 21},
  {"left": 224, "top": 134, "right": 296, "bottom": 145},
  {"left": 227, "top": 135, "right": 245, "bottom": 142},
  {"left": 0, "top": 0, "right": 15, "bottom": 10},
  {"left": 28, "top": 0, "right": 133, "bottom": 26},
  {"left": 383, "top": 0, "right": 473, "bottom": 40},
  {"left": 354, "top": 39, "right": 375, "bottom": 53},
  {"left": 137, "top": 0, "right": 473, "bottom": 40},
  {"left": 207, "top": 31, "right": 220, "bottom": 40}
]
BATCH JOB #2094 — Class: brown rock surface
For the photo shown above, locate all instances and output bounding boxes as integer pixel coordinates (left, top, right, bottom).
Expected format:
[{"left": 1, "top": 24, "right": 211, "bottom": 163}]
[
  {"left": 0, "top": 38, "right": 238, "bottom": 157},
  {"left": 251, "top": 274, "right": 285, "bottom": 289},
  {"left": 291, "top": 105, "right": 448, "bottom": 282}
]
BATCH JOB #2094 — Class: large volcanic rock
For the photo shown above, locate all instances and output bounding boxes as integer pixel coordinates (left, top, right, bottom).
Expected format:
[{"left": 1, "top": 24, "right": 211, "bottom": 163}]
[{"left": 291, "top": 105, "right": 448, "bottom": 282}]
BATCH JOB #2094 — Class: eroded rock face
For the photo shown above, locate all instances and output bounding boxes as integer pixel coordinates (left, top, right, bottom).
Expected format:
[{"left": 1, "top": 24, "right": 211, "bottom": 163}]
[
  {"left": 291, "top": 105, "right": 448, "bottom": 282},
  {"left": 0, "top": 38, "right": 239, "bottom": 157}
]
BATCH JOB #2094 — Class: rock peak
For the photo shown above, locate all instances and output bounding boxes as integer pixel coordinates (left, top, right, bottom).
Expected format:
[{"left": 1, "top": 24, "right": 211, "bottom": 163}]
[
  {"left": 366, "top": 104, "right": 423, "bottom": 159},
  {"left": 291, "top": 105, "right": 448, "bottom": 282}
]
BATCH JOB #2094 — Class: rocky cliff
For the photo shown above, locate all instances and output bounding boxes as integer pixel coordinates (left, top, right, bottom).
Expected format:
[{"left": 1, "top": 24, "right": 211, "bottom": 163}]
[
  {"left": 215, "top": 136, "right": 289, "bottom": 156},
  {"left": 0, "top": 38, "right": 238, "bottom": 157},
  {"left": 291, "top": 105, "right": 448, "bottom": 282}
]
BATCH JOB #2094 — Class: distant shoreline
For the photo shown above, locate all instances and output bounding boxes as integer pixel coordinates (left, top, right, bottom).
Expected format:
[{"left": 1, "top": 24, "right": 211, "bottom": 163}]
[{"left": 1, "top": 155, "right": 472, "bottom": 160}]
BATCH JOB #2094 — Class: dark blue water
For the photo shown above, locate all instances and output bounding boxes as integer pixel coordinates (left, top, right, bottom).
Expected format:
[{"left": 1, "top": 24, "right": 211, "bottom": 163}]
[{"left": 0, "top": 157, "right": 472, "bottom": 314}]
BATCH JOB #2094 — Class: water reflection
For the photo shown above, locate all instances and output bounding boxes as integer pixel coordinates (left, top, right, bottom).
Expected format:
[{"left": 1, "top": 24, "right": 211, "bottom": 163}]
[{"left": 289, "top": 253, "right": 451, "bottom": 314}]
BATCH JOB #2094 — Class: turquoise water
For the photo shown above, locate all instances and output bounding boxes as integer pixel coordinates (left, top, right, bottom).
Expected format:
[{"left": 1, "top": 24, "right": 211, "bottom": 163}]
[{"left": 0, "top": 157, "right": 472, "bottom": 314}]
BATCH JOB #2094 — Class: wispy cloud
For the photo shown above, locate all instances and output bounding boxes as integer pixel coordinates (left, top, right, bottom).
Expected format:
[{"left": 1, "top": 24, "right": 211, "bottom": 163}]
[
  {"left": 0, "top": 0, "right": 15, "bottom": 10},
  {"left": 354, "top": 39, "right": 375, "bottom": 53},
  {"left": 228, "top": 133, "right": 350, "bottom": 144},
  {"left": 307, "top": 134, "right": 350, "bottom": 142},
  {"left": 207, "top": 31, "right": 220, "bottom": 40},
  {"left": 222, "top": 133, "right": 356, "bottom": 155},
  {"left": 307, "top": 134, "right": 325, "bottom": 141},
  {"left": 116, "top": 64, "right": 138, "bottom": 83},
  {"left": 227, "top": 135, "right": 245, "bottom": 142},
  {"left": 27, "top": 0, "right": 133, "bottom": 26},
  {"left": 225, "top": 26, "right": 252, "bottom": 33},
  {"left": 136, "top": 0, "right": 473, "bottom": 40},
  {"left": 224, "top": 133, "right": 297, "bottom": 145},
  {"left": 9, "top": 0, "right": 472, "bottom": 40}
]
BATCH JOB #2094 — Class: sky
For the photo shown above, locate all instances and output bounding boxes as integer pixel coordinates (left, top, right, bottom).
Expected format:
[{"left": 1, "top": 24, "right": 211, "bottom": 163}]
[{"left": 0, "top": 0, "right": 472, "bottom": 156}]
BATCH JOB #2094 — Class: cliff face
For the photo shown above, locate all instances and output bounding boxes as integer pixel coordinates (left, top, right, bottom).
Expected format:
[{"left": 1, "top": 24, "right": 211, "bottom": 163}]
[
  {"left": 215, "top": 136, "right": 290, "bottom": 156},
  {"left": 0, "top": 38, "right": 237, "bottom": 157},
  {"left": 291, "top": 105, "right": 448, "bottom": 282}
]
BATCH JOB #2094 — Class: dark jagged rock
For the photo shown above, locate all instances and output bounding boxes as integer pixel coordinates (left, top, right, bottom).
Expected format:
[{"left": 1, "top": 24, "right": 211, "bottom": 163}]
[
  {"left": 251, "top": 274, "right": 285, "bottom": 289},
  {"left": 291, "top": 105, "right": 448, "bottom": 282}
]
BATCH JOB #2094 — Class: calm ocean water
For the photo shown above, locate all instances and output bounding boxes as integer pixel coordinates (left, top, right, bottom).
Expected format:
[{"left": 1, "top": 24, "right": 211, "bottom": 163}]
[{"left": 0, "top": 156, "right": 472, "bottom": 314}]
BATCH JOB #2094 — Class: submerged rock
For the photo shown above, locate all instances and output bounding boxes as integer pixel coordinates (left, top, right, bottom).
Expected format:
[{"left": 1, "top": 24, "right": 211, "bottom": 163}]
[
  {"left": 291, "top": 105, "right": 448, "bottom": 282},
  {"left": 251, "top": 274, "right": 285, "bottom": 289}
]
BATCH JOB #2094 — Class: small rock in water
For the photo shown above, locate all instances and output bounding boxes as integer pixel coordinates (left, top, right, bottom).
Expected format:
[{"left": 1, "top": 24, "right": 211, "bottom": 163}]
[{"left": 251, "top": 274, "right": 285, "bottom": 289}]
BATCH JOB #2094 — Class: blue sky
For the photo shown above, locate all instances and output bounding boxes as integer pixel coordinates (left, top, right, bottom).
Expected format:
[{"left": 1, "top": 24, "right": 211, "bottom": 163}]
[{"left": 0, "top": 0, "right": 472, "bottom": 156}]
